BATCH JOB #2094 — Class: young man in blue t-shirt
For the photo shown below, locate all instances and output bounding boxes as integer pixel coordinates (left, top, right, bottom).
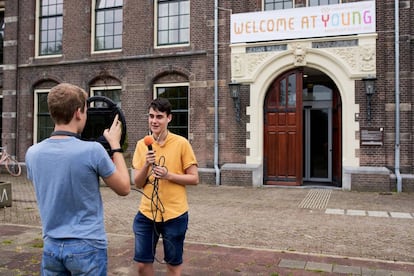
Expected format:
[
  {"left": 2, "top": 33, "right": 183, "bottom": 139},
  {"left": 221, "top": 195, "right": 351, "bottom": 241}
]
[{"left": 26, "top": 83, "right": 131, "bottom": 275}]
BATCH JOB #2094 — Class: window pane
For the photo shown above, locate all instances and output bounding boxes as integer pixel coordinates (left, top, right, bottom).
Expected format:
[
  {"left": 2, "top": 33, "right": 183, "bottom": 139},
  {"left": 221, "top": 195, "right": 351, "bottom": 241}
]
[
  {"left": 114, "top": 9, "right": 123, "bottom": 21},
  {"left": 96, "top": 11, "right": 105, "bottom": 23},
  {"left": 279, "top": 80, "right": 286, "bottom": 106},
  {"left": 38, "top": 93, "right": 49, "bottom": 113},
  {"left": 37, "top": 92, "right": 54, "bottom": 142},
  {"left": 49, "top": 29, "right": 56, "bottom": 40},
  {"left": 169, "top": 30, "right": 179, "bottom": 43},
  {"left": 180, "top": 15, "right": 189, "bottom": 28},
  {"left": 105, "top": 23, "right": 114, "bottom": 35},
  {"left": 97, "top": 0, "right": 106, "bottom": 9},
  {"left": 42, "top": 6, "right": 48, "bottom": 16},
  {"left": 180, "top": 29, "right": 189, "bottom": 42},
  {"left": 169, "top": 2, "right": 179, "bottom": 16},
  {"left": 159, "top": 3, "right": 169, "bottom": 17},
  {"left": 105, "top": 36, "right": 114, "bottom": 48},
  {"left": 56, "top": 3, "right": 63, "bottom": 14},
  {"left": 181, "top": 1, "right": 189, "bottom": 13},
  {"left": 264, "top": 0, "right": 292, "bottom": 10},
  {"left": 96, "top": 24, "right": 104, "bottom": 36},
  {"left": 48, "top": 4, "right": 56, "bottom": 15},
  {"left": 288, "top": 74, "right": 296, "bottom": 106},
  {"left": 105, "top": 10, "right": 114, "bottom": 22},
  {"left": 309, "top": 0, "right": 339, "bottom": 6},
  {"left": 56, "top": 17, "right": 62, "bottom": 28},
  {"left": 114, "top": 35, "right": 122, "bottom": 48},
  {"left": 96, "top": 37, "right": 104, "bottom": 48},
  {"left": 158, "top": 17, "right": 168, "bottom": 30},
  {"left": 158, "top": 31, "right": 168, "bottom": 44},
  {"left": 169, "top": 16, "right": 178, "bottom": 29},
  {"left": 114, "top": 22, "right": 122, "bottom": 35}
]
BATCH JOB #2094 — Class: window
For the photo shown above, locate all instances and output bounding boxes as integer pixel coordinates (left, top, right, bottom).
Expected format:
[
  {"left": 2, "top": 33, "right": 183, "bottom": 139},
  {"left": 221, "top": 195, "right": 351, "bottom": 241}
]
[
  {"left": 264, "top": 0, "right": 293, "bottom": 10},
  {"left": 94, "top": 0, "right": 123, "bottom": 51},
  {"left": 157, "top": 0, "right": 189, "bottom": 46},
  {"left": 35, "top": 90, "right": 54, "bottom": 143},
  {"left": 264, "top": 0, "right": 341, "bottom": 10},
  {"left": 0, "top": 10, "right": 4, "bottom": 64},
  {"left": 155, "top": 84, "right": 189, "bottom": 138},
  {"left": 91, "top": 86, "right": 122, "bottom": 107},
  {"left": 308, "top": 0, "right": 339, "bottom": 6},
  {"left": 38, "top": 0, "right": 63, "bottom": 56},
  {"left": 34, "top": 87, "right": 122, "bottom": 143}
]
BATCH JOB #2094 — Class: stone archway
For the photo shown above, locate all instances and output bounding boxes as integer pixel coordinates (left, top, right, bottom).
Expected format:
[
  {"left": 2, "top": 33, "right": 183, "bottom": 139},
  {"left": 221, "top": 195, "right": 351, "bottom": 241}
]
[{"left": 230, "top": 36, "right": 377, "bottom": 186}]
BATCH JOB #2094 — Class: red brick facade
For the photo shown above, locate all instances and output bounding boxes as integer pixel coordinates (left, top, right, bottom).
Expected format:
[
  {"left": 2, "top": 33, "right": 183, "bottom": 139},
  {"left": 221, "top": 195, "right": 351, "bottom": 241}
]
[{"left": 1, "top": 1, "right": 413, "bottom": 191}]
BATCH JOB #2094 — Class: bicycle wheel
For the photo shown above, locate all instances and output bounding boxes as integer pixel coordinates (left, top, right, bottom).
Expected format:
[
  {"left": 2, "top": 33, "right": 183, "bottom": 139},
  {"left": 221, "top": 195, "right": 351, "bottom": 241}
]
[{"left": 5, "top": 156, "right": 21, "bottom": 176}]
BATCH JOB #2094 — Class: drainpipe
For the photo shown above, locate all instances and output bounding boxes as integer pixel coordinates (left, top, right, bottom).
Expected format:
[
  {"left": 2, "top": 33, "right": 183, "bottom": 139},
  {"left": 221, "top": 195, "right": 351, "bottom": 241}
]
[
  {"left": 213, "top": 0, "right": 220, "bottom": 185},
  {"left": 394, "top": 0, "right": 402, "bottom": 192}
]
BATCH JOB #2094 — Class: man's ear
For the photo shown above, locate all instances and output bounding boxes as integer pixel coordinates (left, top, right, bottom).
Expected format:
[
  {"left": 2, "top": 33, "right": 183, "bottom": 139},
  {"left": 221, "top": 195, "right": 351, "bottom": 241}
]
[{"left": 74, "top": 108, "right": 82, "bottom": 120}]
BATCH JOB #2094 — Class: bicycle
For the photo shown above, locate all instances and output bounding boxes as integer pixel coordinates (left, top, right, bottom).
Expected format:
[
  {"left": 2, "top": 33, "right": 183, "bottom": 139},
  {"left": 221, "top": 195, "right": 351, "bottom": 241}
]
[{"left": 0, "top": 146, "right": 22, "bottom": 176}]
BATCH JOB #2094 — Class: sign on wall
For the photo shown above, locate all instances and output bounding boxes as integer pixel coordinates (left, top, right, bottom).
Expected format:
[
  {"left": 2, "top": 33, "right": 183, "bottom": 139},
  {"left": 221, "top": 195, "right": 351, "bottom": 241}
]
[
  {"left": 230, "top": 1, "right": 376, "bottom": 44},
  {"left": 360, "top": 127, "right": 383, "bottom": 146}
]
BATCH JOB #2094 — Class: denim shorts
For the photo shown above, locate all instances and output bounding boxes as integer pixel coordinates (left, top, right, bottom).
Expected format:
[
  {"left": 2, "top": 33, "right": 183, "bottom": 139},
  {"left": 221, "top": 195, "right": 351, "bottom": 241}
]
[
  {"left": 41, "top": 238, "right": 107, "bottom": 276},
  {"left": 133, "top": 211, "right": 188, "bottom": 265}
]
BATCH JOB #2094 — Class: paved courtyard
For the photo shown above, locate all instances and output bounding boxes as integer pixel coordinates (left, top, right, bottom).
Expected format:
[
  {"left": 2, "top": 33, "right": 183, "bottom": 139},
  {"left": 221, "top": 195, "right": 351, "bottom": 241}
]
[{"left": 1, "top": 172, "right": 414, "bottom": 275}]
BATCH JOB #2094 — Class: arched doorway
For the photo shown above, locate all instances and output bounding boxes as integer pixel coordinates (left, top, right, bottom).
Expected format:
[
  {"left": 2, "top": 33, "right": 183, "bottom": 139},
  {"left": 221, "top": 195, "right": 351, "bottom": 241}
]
[{"left": 264, "top": 68, "right": 342, "bottom": 187}]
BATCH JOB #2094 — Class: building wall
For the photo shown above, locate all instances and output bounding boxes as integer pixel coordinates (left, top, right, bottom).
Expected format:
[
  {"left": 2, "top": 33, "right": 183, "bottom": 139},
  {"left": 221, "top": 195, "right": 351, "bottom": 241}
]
[
  {"left": 2, "top": 1, "right": 414, "bottom": 191},
  {"left": 228, "top": 0, "right": 414, "bottom": 190},
  {"left": 3, "top": 0, "right": 242, "bottom": 171}
]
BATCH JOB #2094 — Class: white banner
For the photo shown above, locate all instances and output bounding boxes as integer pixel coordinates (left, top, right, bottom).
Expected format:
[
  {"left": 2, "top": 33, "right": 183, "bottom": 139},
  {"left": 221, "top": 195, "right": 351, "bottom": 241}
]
[{"left": 230, "top": 1, "right": 376, "bottom": 44}]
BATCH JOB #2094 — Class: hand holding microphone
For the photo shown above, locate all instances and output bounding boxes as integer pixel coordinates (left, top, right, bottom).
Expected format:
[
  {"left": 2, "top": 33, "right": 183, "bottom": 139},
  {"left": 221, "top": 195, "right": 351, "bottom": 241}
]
[
  {"left": 144, "top": 135, "right": 156, "bottom": 166},
  {"left": 144, "top": 135, "right": 168, "bottom": 179}
]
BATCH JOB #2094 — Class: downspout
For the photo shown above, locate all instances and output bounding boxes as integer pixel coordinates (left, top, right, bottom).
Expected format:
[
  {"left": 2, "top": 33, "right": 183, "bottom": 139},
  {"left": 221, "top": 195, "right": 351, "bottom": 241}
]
[
  {"left": 394, "top": 0, "right": 402, "bottom": 192},
  {"left": 213, "top": 0, "right": 220, "bottom": 185},
  {"left": 14, "top": 1, "right": 20, "bottom": 158}
]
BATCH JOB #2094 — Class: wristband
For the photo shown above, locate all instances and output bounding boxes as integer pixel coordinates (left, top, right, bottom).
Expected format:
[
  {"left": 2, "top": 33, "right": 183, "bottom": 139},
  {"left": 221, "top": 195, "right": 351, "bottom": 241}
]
[{"left": 109, "top": 148, "right": 123, "bottom": 157}]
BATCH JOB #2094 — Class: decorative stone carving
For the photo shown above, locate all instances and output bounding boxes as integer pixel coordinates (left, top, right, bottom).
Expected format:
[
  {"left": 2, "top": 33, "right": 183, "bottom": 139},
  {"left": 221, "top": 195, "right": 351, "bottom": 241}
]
[
  {"left": 232, "top": 55, "right": 243, "bottom": 77},
  {"left": 292, "top": 43, "right": 307, "bottom": 66},
  {"left": 329, "top": 48, "right": 358, "bottom": 71},
  {"left": 360, "top": 46, "right": 376, "bottom": 72},
  {"left": 247, "top": 53, "right": 270, "bottom": 76}
]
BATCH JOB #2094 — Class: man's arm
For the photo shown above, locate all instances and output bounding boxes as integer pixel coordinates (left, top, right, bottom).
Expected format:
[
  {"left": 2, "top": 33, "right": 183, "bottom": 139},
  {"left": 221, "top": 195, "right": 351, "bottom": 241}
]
[
  {"left": 152, "top": 164, "right": 199, "bottom": 186},
  {"left": 102, "top": 115, "right": 131, "bottom": 196}
]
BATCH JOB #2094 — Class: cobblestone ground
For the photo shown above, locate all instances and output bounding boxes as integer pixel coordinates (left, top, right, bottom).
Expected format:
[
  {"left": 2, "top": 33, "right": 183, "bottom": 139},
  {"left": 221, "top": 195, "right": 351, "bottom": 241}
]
[{"left": 1, "top": 172, "right": 414, "bottom": 266}]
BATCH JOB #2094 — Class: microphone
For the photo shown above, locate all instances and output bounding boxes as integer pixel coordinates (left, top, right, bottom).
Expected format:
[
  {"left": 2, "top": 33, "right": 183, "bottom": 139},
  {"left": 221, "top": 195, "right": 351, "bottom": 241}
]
[{"left": 144, "top": 135, "right": 154, "bottom": 151}]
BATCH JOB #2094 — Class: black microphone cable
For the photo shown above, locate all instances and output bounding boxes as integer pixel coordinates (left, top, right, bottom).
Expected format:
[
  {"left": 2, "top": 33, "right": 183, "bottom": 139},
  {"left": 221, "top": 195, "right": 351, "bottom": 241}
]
[{"left": 132, "top": 155, "right": 176, "bottom": 264}]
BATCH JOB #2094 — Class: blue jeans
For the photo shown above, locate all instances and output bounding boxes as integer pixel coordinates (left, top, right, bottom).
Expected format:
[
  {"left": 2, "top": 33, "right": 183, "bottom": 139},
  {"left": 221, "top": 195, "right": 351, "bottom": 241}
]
[
  {"left": 41, "top": 238, "right": 107, "bottom": 276},
  {"left": 133, "top": 211, "right": 188, "bottom": 265}
]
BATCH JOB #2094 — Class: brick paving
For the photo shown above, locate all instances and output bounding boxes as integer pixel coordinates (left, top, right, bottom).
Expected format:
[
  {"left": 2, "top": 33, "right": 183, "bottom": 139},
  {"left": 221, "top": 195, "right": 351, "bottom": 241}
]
[{"left": 1, "top": 171, "right": 414, "bottom": 275}]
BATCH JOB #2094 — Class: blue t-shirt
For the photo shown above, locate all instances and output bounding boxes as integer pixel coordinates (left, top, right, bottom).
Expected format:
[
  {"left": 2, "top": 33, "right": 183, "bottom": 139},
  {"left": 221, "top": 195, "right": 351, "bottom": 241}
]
[{"left": 25, "top": 137, "right": 115, "bottom": 246}]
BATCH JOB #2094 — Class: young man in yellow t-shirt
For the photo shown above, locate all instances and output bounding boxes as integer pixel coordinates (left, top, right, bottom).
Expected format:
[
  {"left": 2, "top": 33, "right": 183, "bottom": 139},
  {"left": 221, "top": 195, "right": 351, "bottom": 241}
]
[{"left": 133, "top": 97, "right": 199, "bottom": 276}]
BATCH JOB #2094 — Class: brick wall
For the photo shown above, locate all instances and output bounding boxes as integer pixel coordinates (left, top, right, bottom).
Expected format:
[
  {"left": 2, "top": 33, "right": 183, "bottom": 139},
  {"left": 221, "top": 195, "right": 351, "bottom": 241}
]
[{"left": 3, "top": 0, "right": 414, "bottom": 191}]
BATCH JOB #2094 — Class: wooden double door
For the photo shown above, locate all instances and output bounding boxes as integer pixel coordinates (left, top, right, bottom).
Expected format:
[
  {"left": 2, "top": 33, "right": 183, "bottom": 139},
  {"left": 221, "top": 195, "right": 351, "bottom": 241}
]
[{"left": 264, "top": 69, "right": 342, "bottom": 186}]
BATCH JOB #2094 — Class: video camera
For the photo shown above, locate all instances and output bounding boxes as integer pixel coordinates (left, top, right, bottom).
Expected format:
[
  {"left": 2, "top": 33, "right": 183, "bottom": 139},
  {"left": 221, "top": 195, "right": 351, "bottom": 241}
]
[{"left": 81, "top": 96, "right": 127, "bottom": 155}]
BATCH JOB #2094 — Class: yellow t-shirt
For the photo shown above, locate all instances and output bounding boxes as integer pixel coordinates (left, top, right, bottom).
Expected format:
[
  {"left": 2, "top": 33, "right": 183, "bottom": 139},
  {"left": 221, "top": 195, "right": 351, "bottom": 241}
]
[{"left": 133, "top": 132, "right": 198, "bottom": 222}]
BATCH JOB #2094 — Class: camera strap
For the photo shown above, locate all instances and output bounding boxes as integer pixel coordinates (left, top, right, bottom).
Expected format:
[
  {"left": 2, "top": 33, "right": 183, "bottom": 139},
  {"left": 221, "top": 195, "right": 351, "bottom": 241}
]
[{"left": 50, "top": 131, "right": 81, "bottom": 139}]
